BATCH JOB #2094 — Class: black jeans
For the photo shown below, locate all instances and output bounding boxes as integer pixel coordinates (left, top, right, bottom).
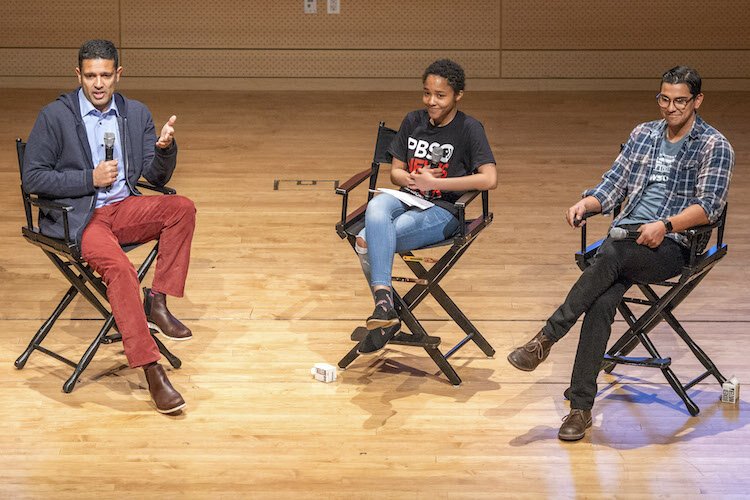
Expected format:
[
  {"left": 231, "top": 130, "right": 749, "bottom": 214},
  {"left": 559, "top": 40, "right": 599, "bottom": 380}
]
[{"left": 543, "top": 234, "right": 689, "bottom": 410}]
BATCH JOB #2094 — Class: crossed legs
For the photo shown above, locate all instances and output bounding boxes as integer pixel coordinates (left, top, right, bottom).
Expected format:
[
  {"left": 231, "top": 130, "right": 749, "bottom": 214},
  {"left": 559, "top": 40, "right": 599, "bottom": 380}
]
[
  {"left": 354, "top": 193, "right": 458, "bottom": 353},
  {"left": 81, "top": 194, "right": 196, "bottom": 412},
  {"left": 508, "top": 236, "right": 688, "bottom": 439}
]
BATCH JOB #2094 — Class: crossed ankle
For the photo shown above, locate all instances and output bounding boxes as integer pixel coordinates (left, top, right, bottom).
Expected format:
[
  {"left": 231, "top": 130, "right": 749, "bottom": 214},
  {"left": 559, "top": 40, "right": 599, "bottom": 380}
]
[
  {"left": 373, "top": 288, "right": 393, "bottom": 306},
  {"left": 539, "top": 329, "right": 557, "bottom": 342}
]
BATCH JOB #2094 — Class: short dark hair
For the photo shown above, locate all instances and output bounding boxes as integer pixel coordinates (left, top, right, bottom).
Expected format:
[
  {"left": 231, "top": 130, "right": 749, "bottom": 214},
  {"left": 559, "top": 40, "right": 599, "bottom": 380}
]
[
  {"left": 78, "top": 39, "right": 119, "bottom": 69},
  {"left": 422, "top": 59, "right": 465, "bottom": 93},
  {"left": 662, "top": 66, "right": 702, "bottom": 96}
]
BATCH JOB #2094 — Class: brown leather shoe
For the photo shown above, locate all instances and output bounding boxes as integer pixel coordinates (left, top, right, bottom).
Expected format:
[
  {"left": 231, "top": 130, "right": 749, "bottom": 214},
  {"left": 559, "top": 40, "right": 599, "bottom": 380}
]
[
  {"left": 144, "top": 287, "right": 192, "bottom": 341},
  {"left": 507, "top": 329, "right": 555, "bottom": 371},
  {"left": 558, "top": 409, "right": 592, "bottom": 441},
  {"left": 144, "top": 362, "right": 186, "bottom": 414}
]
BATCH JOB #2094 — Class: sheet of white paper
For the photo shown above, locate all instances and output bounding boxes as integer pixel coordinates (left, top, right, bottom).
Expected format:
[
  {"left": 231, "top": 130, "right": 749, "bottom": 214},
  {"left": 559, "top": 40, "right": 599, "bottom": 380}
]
[{"left": 373, "top": 188, "right": 434, "bottom": 210}]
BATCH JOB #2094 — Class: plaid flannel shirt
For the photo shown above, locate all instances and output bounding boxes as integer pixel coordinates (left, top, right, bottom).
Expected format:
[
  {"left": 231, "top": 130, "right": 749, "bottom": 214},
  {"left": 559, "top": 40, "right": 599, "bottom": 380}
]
[{"left": 584, "top": 114, "right": 734, "bottom": 245}]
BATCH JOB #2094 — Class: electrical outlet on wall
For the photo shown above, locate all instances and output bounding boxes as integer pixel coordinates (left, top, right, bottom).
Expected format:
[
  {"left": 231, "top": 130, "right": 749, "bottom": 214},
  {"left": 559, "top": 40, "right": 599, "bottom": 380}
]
[
  {"left": 327, "top": 0, "right": 340, "bottom": 14},
  {"left": 304, "top": 0, "right": 317, "bottom": 14}
]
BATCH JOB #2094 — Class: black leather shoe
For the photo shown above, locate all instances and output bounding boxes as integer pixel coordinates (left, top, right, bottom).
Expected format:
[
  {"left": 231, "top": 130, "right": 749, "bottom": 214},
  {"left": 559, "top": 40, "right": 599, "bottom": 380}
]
[
  {"left": 144, "top": 287, "right": 192, "bottom": 341},
  {"left": 558, "top": 409, "right": 592, "bottom": 441},
  {"left": 357, "top": 325, "right": 399, "bottom": 355},
  {"left": 143, "top": 362, "right": 186, "bottom": 414},
  {"left": 507, "top": 330, "right": 555, "bottom": 371}
]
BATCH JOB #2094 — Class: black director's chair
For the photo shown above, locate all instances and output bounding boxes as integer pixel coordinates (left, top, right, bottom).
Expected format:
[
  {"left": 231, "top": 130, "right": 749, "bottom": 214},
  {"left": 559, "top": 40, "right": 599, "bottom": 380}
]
[
  {"left": 574, "top": 206, "right": 728, "bottom": 415},
  {"left": 335, "top": 123, "right": 496, "bottom": 386},
  {"left": 14, "top": 138, "right": 181, "bottom": 394}
]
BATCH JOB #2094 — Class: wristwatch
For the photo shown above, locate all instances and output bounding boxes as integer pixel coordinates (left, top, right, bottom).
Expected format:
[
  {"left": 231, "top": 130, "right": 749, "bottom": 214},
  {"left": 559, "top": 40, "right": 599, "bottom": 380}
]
[{"left": 661, "top": 218, "right": 673, "bottom": 232}]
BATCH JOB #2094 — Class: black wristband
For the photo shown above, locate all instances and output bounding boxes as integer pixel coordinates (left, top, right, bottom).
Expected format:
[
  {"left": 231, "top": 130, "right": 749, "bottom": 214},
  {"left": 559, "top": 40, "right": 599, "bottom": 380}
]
[{"left": 661, "top": 218, "right": 673, "bottom": 232}]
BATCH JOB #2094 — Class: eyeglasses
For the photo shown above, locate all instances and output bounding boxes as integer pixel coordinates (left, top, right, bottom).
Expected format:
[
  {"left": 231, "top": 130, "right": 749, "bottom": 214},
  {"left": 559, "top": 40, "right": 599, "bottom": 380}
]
[{"left": 656, "top": 93, "right": 696, "bottom": 110}]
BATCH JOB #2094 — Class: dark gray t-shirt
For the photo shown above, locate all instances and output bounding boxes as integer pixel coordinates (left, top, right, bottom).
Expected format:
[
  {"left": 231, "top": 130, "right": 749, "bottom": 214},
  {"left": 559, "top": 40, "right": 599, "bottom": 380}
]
[
  {"left": 618, "top": 133, "right": 688, "bottom": 225},
  {"left": 389, "top": 110, "right": 495, "bottom": 214}
]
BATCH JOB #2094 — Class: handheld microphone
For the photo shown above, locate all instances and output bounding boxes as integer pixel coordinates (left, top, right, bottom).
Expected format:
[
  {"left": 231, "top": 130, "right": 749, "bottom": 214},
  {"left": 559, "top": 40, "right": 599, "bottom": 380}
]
[
  {"left": 428, "top": 144, "right": 444, "bottom": 168},
  {"left": 103, "top": 132, "right": 115, "bottom": 191},
  {"left": 104, "top": 132, "right": 115, "bottom": 161},
  {"left": 424, "top": 145, "right": 444, "bottom": 199},
  {"left": 609, "top": 227, "right": 640, "bottom": 240}
]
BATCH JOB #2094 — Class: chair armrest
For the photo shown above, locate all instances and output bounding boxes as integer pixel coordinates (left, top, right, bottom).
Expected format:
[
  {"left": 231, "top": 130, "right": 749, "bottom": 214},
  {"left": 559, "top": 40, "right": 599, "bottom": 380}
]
[
  {"left": 454, "top": 190, "right": 481, "bottom": 209},
  {"left": 577, "top": 211, "right": 723, "bottom": 271},
  {"left": 26, "top": 196, "right": 74, "bottom": 246},
  {"left": 137, "top": 181, "right": 176, "bottom": 195},
  {"left": 453, "top": 190, "right": 492, "bottom": 241},
  {"left": 682, "top": 218, "right": 724, "bottom": 267},
  {"left": 336, "top": 168, "right": 372, "bottom": 195},
  {"left": 336, "top": 164, "right": 379, "bottom": 235},
  {"left": 683, "top": 222, "right": 719, "bottom": 237},
  {"left": 336, "top": 202, "right": 367, "bottom": 239},
  {"left": 29, "top": 197, "right": 74, "bottom": 212},
  {"left": 576, "top": 211, "right": 604, "bottom": 256}
]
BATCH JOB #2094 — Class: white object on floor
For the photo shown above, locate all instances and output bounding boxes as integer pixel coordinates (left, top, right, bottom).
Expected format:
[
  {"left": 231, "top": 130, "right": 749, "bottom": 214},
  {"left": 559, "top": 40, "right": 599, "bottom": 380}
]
[
  {"left": 311, "top": 363, "right": 337, "bottom": 383},
  {"left": 721, "top": 375, "right": 740, "bottom": 404}
]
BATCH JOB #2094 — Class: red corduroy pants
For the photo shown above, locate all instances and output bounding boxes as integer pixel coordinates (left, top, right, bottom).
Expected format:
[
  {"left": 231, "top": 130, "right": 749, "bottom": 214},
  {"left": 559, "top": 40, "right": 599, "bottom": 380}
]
[{"left": 81, "top": 194, "right": 196, "bottom": 368}]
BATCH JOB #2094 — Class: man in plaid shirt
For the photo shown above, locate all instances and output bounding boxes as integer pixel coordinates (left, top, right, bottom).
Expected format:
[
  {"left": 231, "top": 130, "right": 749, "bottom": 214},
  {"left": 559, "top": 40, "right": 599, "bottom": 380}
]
[{"left": 507, "top": 66, "right": 734, "bottom": 441}]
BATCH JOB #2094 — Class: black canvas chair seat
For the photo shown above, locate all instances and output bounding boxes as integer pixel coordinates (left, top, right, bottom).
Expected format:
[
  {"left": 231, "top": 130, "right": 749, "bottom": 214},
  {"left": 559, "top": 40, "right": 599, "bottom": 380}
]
[
  {"left": 572, "top": 205, "right": 729, "bottom": 415},
  {"left": 14, "top": 138, "right": 181, "bottom": 393},
  {"left": 334, "top": 123, "right": 495, "bottom": 386}
]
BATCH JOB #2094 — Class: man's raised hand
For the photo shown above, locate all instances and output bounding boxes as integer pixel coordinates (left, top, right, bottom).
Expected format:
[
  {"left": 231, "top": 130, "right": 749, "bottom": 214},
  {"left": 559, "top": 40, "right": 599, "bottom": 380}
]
[{"left": 156, "top": 115, "right": 177, "bottom": 149}]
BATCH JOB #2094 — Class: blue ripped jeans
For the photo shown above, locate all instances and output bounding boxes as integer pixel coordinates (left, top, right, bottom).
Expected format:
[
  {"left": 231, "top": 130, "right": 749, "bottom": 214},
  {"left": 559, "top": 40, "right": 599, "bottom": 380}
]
[{"left": 356, "top": 193, "right": 459, "bottom": 287}]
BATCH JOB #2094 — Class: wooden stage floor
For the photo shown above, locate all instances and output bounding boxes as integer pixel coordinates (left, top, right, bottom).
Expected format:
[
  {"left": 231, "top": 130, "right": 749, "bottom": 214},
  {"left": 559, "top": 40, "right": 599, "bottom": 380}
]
[{"left": 0, "top": 88, "right": 749, "bottom": 498}]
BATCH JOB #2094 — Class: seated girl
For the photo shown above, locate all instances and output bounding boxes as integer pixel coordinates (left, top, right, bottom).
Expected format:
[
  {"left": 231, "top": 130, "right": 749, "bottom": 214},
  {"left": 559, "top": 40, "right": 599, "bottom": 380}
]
[{"left": 356, "top": 59, "right": 498, "bottom": 354}]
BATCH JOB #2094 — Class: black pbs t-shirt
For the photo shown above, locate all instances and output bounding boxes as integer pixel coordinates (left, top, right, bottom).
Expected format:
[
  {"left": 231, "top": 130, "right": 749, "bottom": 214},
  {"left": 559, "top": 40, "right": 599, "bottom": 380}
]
[{"left": 388, "top": 110, "right": 495, "bottom": 213}]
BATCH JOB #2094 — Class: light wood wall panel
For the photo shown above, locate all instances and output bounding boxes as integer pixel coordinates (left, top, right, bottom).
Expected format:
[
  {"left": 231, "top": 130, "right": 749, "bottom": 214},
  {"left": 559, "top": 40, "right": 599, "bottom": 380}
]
[
  {"left": 122, "top": 49, "right": 499, "bottom": 78},
  {"left": 0, "top": 48, "right": 498, "bottom": 80},
  {"left": 503, "top": 51, "right": 750, "bottom": 79},
  {"left": 502, "top": 0, "right": 750, "bottom": 49},
  {"left": 0, "top": 49, "right": 76, "bottom": 76},
  {"left": 1, "top": 1, "right": 749, "bottom": 90},
  {"left": 120, "top": 0, "right": 500, "bottom": 49},
  {"left": 0, "top": 0, "right": 118, "bottom": 47}
]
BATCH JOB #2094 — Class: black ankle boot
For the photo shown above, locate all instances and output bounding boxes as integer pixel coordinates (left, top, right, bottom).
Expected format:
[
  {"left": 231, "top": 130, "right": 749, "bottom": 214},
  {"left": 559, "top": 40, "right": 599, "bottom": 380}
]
[
  {"left": 365, "top": 289, "right": 400, "bottom": 330},
  {"left": 357, "top": 325, "right": 399, "bottom": 355}
]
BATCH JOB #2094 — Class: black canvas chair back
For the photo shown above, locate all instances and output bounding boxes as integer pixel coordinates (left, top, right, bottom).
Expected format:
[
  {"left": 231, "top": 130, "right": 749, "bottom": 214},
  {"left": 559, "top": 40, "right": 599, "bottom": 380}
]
[
  {"left": 573, "top": 205, "right": 729, "bottom": 415},
  {"left": 334, "top": 123, "right": 496, "bottom": 385},
  {"left": 14, "top": 138, "right": 181, "bottom": 393}
]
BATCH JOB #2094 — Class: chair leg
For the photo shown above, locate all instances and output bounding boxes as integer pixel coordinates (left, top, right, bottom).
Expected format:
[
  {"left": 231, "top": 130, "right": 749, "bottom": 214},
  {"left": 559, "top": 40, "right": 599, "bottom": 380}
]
[
  {"left": 394, "top": 291, "right": 429, "bottom": 341},
  {"left": 62, "top": 315, "right": 116, "bottom": 393},
  {"left": 602, "top": 300, "right": 652, "bottom": 373},
  {"left": 401, "top": 247, "right": 495, "bottom": 358},
  {"left": 661, "top": 366, "right": 701, "bottom": 416},
  {"left": 15, "top": 286, "right": 78, "bottom": 369},
  {"left": 424, "top": 346, "right": 462, "bottom": 386},
  {"left": 153, "top": 335, "right": 182, "bottom": 369},
  {"left": 338, "top": 344, "right": 361, "bottom": 370},
  {"left": 661, "top": 310, "right": 726, "bottom": 386},
  {"left": 339, "top": 241, "right": 489, "bottom": 385},
  {"left": 428, "top": 283, "right": 495, "bottom": 357},
  {"left": 395, "top": 294, "right": 462, "bottom": 385},
  {"left": 603, "top": 287, "right": 677, "bottom": 374},
  {"left": 603, "top": 332, "right": 639, "bottom": 374},
  {"left": 338, "top": 327, "right": 369, "bottom": 369},
  {"left": 638, "top": 331, "right": 700, "bottom": 416}
]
